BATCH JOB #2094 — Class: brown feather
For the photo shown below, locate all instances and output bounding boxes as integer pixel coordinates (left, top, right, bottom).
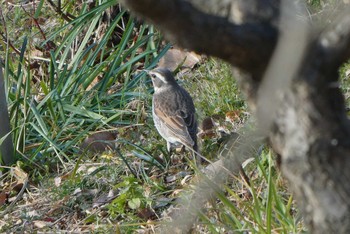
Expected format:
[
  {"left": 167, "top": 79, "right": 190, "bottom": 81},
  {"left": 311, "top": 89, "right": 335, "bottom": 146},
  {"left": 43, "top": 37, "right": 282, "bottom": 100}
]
[{"left": 154, "top": 108, "right": 194, "bottom": 147}]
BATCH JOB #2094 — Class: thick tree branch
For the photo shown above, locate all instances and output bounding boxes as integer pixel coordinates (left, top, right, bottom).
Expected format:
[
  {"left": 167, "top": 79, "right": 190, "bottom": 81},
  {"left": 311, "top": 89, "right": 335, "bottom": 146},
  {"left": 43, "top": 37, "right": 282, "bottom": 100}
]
[
  {"left": 121, "top": 0, "right": 279, "bottom": 77},
  {"left": 121, "top": 0, "right": 350, "bottom": 232},
  {"left": 266, "top": 6, "right": 350, "bottom": 232}
]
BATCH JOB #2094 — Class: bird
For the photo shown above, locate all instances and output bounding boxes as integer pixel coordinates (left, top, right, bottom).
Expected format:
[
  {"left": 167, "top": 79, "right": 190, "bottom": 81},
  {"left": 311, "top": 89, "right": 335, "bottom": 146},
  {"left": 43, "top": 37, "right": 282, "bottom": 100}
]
[{"left": 146, "top": 67, "right": 199, "bottom": 162}]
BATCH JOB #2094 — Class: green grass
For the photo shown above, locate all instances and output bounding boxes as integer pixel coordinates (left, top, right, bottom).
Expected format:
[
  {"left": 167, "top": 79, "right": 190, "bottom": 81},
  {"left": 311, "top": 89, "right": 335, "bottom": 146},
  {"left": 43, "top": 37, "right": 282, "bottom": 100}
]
[
  {"left": 202, "top": 150, "right": 304, "bottom": 233},
  {"left": 185, "top": 59, "right": 246, "bottom": 117},
  {"left": 2, "top": 1, "right": 167, "bottom": 170},
  {"left": 339, "top": 63, "right": 350, "bottom": 108}
]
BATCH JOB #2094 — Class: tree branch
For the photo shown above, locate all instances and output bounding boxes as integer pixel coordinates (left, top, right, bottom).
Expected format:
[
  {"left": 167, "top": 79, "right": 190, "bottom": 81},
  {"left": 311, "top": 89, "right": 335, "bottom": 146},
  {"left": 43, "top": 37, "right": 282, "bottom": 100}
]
[
  {"left": 0, "top": 59, "right": 14, "bottom": 166},
  {"left": 121, "top": 0, "right": 350, "bottom": 232},
  {"left": 121, "top": 0, "right": 279, "bottom": 77}
]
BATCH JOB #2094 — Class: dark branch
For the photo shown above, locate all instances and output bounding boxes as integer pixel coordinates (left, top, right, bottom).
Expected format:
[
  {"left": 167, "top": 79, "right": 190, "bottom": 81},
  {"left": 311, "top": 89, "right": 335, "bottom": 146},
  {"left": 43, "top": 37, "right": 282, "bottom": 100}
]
[
  {"left": 120, "top": 1, "right": 350, "bottom": 231},
  {"left": 121, "top": 0, "right": 279, "bottom": 77}
]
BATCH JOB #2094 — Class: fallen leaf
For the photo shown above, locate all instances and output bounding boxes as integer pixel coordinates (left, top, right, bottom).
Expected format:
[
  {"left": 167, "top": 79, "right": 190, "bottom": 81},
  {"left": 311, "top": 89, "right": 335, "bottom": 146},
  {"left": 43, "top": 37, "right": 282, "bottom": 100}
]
[
  {"left": 80, "top": 132, "right": 117, "bottom": 153},
  {"left": 54, "top": 177, "right": 62, "bottom": 187},
  {"left": 198, "top": 117, "right": 216, "bottom": 139},
  {"left": 0, "top": 192, "right": 8, "bottom": 206},
  {"left": 27, "top": 210, "right": 39, "bottom": 218},
  {"left": 225, "top": 110, "right": 242, "bottom": 123},
  {"left": 12, "top": 166, "right": 28, "bottom": 184},
  {"left": 137, "top": 207, "right": 156, "bottom": 220},
  {"left": 158, "top": 48, "right": 202, "bottom": 71},
  {"left": 33, "top": 220, "right": 50, "bottom": 229},
  {"left": 54, "top": 172, "right": 72, "bottom": 187}
]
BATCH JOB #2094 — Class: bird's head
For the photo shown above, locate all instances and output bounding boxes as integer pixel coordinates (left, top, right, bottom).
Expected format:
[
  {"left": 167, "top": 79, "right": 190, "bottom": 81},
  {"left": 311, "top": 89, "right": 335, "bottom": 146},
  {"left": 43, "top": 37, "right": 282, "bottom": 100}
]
[{"left": 146, "top": 68, "right": 177, "bottom": 91}]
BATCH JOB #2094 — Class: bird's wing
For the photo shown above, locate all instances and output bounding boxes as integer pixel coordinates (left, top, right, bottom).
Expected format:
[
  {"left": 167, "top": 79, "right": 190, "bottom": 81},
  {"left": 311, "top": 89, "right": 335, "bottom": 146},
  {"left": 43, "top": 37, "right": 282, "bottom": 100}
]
[
  {"left": 178, "top": 110, "right": 196, "bottom": 130},
  {"left": 154, "top": 107, "right": 194, "bottom": 146}
]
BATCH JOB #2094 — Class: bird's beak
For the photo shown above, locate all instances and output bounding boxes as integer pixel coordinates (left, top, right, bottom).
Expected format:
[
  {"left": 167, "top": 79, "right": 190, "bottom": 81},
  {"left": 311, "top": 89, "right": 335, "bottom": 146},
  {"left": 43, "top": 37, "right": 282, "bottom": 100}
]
[{"left": 143, "top": 69, "right": 150, "bottom": 74}]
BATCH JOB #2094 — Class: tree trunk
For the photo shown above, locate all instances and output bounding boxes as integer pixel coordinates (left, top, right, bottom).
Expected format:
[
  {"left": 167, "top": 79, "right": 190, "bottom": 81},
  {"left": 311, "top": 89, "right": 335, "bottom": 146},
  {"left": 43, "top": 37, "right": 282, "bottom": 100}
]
[
  {"left": 0, "top": 59, "right": 14, "bottom": 165},
  {"left": 121, "top": 0, "right": 350, "bottom": 232}
]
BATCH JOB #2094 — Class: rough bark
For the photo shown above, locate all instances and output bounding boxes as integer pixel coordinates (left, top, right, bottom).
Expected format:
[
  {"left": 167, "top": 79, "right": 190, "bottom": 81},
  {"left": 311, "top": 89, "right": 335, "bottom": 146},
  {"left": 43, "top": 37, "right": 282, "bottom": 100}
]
[
  {"left": 0, "top": 59, "right": 14, "bottom": 165},
  {"left": 121, "top": 0, "right": 350, "bottom": 232}
]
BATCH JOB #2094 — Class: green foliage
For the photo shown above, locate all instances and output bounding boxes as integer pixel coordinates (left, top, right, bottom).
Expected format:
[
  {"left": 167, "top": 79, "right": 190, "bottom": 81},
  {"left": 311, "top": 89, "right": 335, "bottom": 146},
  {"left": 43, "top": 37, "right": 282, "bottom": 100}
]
[
  {"left": 186, "top": 59, "right": 246, "bottom": 117},
  {"left": 200, "top": 149, "right": 305, "bottom": 233},
  {"left": 1, "top": 1, "right": 168, "bottom": 170},
  {"left": 339, "top": 62, "right": 350, "bottom": 107},
  {"left": 307, "top": 0, "right": 322, "bottom": 7},
  {"left": 184, "top": 59, "right": 247, "bottom": 160},
  {"left": 108, "top": 176, "right": 150, "bottom": 217}
]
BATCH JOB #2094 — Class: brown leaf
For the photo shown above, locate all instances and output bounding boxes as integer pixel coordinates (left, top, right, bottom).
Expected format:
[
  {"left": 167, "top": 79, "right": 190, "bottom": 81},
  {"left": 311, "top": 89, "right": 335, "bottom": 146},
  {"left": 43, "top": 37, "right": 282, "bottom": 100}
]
[
  {"left": 11, "top": 183, "right": 24, "bottom": 193},
  {"left": 198, "top": 117, "right": 216, "bottom": 139},
  {"left": 54, "top": 172, "right": 72, "bottom": 187},
  {"left": 0, "top": 191, "right": 8, "bottom": 206},
  {"left": 80, "top": 132, "right": 117, "bottom": 153},
  {"left": 137, "top": 207, "right": 156, "bottom": 220},
  {"left": 12, "top": 166, "right": 28, "bottom": 184},
  {"left": 225, "top": 110, "right": 242, "bottom": 123},
  {"left": 158, "top": 48, "right": 202, "bottom": 71},
  {"left": 33, "top": 220, "right": 50, "bottom": 229}
]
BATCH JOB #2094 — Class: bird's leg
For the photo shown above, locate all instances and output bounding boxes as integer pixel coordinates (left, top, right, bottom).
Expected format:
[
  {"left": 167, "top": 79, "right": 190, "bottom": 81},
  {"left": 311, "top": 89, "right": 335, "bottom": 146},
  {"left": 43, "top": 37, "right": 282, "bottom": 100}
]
[{"left": 167, "top": 141, "right": 173, "bottom": 154}]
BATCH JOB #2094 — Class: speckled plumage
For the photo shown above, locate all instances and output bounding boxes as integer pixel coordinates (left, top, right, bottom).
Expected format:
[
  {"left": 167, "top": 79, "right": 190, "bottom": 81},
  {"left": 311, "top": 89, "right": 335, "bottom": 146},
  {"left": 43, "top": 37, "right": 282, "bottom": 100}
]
[{"left": 147, "top": 68, "right": 198, "bottom": 154}]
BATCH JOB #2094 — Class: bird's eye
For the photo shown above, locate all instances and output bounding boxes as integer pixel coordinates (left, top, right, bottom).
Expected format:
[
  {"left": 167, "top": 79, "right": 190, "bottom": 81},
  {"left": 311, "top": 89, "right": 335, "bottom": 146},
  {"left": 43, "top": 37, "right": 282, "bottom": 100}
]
[{"left": 151, "top": 74, "right": 156, "bottom": 79}]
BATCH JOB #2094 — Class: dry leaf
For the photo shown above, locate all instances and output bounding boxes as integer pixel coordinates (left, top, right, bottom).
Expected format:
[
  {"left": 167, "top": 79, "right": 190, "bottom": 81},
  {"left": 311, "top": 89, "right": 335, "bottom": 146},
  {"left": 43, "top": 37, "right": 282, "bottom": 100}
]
[
  {"left": 80, "top": 132, "right": 117, "bottom": 153},
  {"left": 12, "top": 166, "right": 28, "bottom": 184},
  {"left": 54, "top": 177, "right": 62, "bottom": 187},
  {"left": 137, "top": 207, "right": 156, "bottom": 220},
  {"left": 158, "top": 48, "right": 202, "bottom": 71},
  {"left": 225, "top": 110, "right": 241, "bottom": 123},
  {"left": 54, "top": 172, "right": 72, "bottom": 187},
  {"left": 33, "top": 220, "right": 50, "bottom": 229},
  {"left": 0, "top": 192, "right": 8, "bottom": 206},
  {"left": 198, "top": 117, "right": 216, "bottom": 139}
]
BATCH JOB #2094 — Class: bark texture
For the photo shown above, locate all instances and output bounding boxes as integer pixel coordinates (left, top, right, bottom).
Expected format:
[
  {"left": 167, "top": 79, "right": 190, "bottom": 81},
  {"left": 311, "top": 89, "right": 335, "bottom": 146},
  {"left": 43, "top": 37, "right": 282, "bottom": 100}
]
[
  {"left": 0, "top": 59, "right": 14, "bottom": 165},
  {"left": 121, "top": 0, "right": 350, "bottom": 232}
]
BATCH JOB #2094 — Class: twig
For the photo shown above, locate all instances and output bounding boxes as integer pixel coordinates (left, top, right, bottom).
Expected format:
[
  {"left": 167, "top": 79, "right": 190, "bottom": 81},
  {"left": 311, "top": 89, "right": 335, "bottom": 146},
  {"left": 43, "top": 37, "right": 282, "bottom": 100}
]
[{"left": 46, "top": 0, "right": 75, "bottom": 22}]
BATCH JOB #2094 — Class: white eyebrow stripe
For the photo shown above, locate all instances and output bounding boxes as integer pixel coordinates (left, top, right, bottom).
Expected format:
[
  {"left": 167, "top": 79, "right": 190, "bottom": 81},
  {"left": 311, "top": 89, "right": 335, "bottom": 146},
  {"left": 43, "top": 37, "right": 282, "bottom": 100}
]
[{"left": 150, "top": 72, "right": 167, "bottom": 83}]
